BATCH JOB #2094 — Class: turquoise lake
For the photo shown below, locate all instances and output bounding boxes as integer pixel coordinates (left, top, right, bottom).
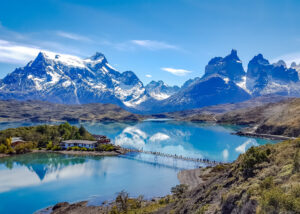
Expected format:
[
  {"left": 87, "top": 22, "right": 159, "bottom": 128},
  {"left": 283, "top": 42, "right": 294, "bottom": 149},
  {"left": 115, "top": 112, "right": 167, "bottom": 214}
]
[{"left": 0, "top": 121, "right": 275, "bottom": 214}]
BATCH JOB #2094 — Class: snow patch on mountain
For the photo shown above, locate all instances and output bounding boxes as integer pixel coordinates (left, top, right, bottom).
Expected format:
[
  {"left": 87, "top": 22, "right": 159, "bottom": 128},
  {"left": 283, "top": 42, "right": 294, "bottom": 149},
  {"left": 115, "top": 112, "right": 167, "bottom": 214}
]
[{"left": 145, "top": 80, "right": 180, "bottom": 101}]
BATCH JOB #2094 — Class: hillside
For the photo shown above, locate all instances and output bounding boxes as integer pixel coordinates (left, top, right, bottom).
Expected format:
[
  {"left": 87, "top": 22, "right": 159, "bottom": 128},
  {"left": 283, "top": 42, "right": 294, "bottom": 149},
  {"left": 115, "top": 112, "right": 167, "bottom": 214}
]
[
  {"left": 0, "top": 100, "right": 144, "bottom": 122},
  {"left": 216, "top": 98, "right": 300, "bottom": 137},
  {"left": 159, "top": 95, "right": 287, "bottom": 120},
  {"left": 48, "top": 138, "right": 300, "bottom": 214}
]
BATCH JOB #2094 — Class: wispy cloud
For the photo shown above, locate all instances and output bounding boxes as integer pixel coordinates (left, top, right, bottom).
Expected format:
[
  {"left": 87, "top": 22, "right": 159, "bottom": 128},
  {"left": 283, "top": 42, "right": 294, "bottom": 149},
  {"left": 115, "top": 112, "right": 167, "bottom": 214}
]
[
  {"left": 131, "top": 40, "right": 179, "bottom": 50},
  {"left": 0, "top": 40, "right": 42, "bottom": 64},
  {"left": 145, "top": 74, "right": 152, "bottom": 78},
  {"left": 161, "top": 67, "right": 192, "bottom": 76},
  {"left": 56, "top": 31, "right": 92, "bottom": 42}
]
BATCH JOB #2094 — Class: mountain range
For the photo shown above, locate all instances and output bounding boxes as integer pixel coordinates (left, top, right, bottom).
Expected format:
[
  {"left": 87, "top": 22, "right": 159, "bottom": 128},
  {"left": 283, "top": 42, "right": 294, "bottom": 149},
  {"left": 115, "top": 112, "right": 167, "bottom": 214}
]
[{"left": 1, "top": 49, "right": 300, "bottom": 113}]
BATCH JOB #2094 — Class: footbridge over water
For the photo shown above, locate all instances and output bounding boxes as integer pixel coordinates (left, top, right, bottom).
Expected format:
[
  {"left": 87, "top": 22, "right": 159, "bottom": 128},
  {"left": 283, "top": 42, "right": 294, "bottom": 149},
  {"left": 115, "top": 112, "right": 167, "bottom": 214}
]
[{"left": 123, "top": 148, "right": 222, "bottom": 167}]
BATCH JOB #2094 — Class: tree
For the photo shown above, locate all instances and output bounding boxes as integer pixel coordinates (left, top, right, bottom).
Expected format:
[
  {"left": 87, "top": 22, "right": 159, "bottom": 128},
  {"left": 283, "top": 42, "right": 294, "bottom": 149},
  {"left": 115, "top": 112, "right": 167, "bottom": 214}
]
[{"left": 79, "top": 125, "right": 87, "bottom": 137}]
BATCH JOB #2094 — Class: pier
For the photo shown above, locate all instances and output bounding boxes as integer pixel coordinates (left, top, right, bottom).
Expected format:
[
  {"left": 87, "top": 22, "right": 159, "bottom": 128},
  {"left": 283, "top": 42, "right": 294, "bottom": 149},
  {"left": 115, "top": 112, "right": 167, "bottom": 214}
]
[{"left": 123, "top": 148, "right": 222, "bottom": 166}]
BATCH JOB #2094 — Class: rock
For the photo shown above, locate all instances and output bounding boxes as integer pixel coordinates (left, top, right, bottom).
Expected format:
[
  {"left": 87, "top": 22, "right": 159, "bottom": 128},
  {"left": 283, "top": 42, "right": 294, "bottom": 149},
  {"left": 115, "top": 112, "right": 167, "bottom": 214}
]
[{"left": 52, "top": 202, "right": 69, "bottom": 210}]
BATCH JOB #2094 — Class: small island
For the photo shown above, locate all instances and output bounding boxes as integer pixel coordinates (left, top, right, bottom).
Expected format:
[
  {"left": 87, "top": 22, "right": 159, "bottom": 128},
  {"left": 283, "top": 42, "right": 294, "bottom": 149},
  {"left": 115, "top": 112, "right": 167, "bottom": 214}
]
[{"left": 0, "top": 122, "right": 125, "bottom": 158}]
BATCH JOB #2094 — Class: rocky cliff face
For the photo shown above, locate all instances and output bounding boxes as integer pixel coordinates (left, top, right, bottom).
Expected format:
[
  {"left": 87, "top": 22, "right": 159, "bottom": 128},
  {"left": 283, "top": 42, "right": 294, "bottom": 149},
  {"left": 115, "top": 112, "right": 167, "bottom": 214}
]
[
  {"left": 202, "top": 49, "right": 246, "bottom": 83},
  {"left": 246, "top": 54, "right": 299, "bottom": 96}
]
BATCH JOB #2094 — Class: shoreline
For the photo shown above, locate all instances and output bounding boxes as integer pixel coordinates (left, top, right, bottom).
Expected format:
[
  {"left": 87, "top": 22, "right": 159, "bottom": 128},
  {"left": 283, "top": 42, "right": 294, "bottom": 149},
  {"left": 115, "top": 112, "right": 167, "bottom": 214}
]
[
  {"left": 233, "top": 131, "right": 295, "bottom": 140},
  {"left": 0, "top": 148, "right": 128, "bottom": 159}
]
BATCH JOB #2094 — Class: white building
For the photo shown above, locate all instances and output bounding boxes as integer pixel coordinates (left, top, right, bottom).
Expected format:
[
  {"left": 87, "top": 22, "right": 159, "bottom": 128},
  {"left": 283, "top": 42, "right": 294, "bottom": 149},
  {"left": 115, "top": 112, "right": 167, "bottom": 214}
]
[{"left": 60, "top": 140, "right": 98, "bottom": 149}]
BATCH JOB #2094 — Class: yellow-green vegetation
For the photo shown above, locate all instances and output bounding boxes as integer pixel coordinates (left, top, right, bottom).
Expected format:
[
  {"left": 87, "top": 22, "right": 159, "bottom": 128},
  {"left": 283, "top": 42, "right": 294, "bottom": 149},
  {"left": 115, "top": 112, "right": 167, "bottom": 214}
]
[
  {"left": 0, "top": 137, "right": 14, "bottom": 154},
  {"left": 145, "top": 139, "right": 300, "bottom": 214},
  {"left": 97, "top": 144, "right": 116, "bottom": 152},
  {"left": 0, "top": 122, "right": 95, "bottom": 154},
  {"left": 109, "top": 191, "right": 174, "bottom": 214},
  {"left": 49, "top": 139, "right": 300, "bottom": 214}
]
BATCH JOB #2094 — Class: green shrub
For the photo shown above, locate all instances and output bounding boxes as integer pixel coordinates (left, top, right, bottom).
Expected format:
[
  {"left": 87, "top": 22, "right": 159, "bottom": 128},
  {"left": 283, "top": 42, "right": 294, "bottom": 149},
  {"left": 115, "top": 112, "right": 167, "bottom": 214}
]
[
  {"left": 171, "top": 184, "right": 188, "bottom": 199},
  {"left": 46, "top": 141, "right": 53, "bottom": 150},
  {"left": 293, "top": 149, "right": 300, "bottom": 173},
  {"left": 97, "top": 144, "right": 115, "bottom": 152},
  {"left": 241, "top": 146, "right": 269, "bottom": 177},
  {"left": 51, "top": 145, "right": 61, "bottom": 151},
  {"left": 291, "top": 185, "right": 300, "bottom": 198},
  {"left": 0, "top": 144, "right": 7, "bottom": 153},
  {"left": 80, "top": 147, "right": 87, "bottom": 151},
  {"left": 260, "top": 187, "right": 300, "bottom": 213},
  {"left": 260, "top": 176, "right": 274, "bottom": 190},
  {"left": 14, "top": 142, "right": 36, "bottom": 154},
  {"left": 0, "top": 138, "right": 14, "bottom": 154}
]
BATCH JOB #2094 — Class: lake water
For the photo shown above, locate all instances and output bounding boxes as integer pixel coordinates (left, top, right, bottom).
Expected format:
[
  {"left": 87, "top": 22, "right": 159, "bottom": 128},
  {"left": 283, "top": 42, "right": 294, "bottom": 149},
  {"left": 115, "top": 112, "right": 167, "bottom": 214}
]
[{"left": 0, "top": 121, "right": 275, "bottom": 214}]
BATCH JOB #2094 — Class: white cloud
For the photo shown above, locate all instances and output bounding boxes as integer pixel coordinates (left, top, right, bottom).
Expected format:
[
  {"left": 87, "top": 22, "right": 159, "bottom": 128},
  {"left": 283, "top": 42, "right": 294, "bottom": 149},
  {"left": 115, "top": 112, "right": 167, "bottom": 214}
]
[
  {"left": 56, "top": 31, "right": 92, "bottom": 42},
  {"left": 161, "top": 67, "right": 192, "bottom": 76},
  {"left": 149, "top": 133, "right": 170, "bottom": 142},
  {"left": 145, "top": 74, "right": 152, "bottom": 78},
  {"left": 0, "top": 39, "right": 42, "bottom": 64},
  {"left": 131, "top": 40, "right": 179, "bottom": 50}
]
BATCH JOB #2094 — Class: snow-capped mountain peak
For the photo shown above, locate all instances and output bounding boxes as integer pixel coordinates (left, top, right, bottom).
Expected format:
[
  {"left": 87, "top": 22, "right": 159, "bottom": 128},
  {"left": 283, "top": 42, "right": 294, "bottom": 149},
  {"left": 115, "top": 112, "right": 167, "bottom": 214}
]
[
  {"left": 0, "top": 51, "right": 149, "bottom": 108},
  {"left": 145, "top": 80, "right": 180, "bottom": 100}
]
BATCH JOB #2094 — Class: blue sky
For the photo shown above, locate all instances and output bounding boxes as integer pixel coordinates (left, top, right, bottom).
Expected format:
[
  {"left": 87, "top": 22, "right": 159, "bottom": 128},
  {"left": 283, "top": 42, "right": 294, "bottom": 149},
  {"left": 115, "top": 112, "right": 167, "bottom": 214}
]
[{"left": 1, "top": 0, "right": 300, "bottom": 86}]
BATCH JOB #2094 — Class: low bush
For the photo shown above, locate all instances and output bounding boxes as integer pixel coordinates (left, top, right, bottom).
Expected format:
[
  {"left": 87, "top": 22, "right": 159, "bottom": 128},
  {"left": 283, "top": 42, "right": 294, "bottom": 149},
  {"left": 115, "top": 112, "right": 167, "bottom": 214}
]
[
  {"left": 14, "top": 142, "right": 36, "bottom": 154},
  {"left": 97, "top": 144, "right": 115, "bottom": 152},
  {"left": 46, "top": 141, "right": 53, "bottom": 150},
  {"left": 293, "top": 149, "right": 300, "bottom": 173},
  {"left": 260, "top": 186, "right": 300, "bottom": 213},
  {"left": 80, "top": 147, "right": 87, "bottom": 151},
  {"left": 240, "top": 146, "right": 269, "bottom": 177},
  {"left": 260, "top": 176, "right": 274, "bottom": 190},
  {"left": 171, "top": 184, "right": 188, "bottom": 199},
  {"left": 51, "top": 145, "right": 61, "bottom": 151}
]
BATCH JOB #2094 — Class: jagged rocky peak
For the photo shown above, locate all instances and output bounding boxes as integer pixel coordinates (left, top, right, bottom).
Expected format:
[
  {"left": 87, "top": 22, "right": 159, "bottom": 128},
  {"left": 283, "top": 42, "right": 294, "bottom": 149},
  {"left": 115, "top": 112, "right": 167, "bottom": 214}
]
[
  {"left": 273, "top": 60, "right": 287, "bottom": 68},
  {"left": 249, "top": 53, "right": 270, "bottom": 65},
  {"left": 225, "top": 49, "right": 239, "bottom": 60},
  {"left": 203, "top": 49, "right": 245, "bottom": 83},
  {"left": 291, "top": 62, "right": 298, "bottom": 68},
  {"left": 90, "top": 52, "right": 105, "bottom": 59},
  {"left": 246, "top": 54, "right": 300, "bottom": 96}
]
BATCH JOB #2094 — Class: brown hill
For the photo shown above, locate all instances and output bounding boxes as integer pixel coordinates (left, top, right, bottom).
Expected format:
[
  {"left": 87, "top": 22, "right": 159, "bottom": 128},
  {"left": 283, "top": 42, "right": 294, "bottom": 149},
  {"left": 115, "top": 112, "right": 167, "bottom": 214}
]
[
  {"left": 0, "top": 100, "right": 144, "bottom": 122},
  {"left": 217, "top": 98, "right": 300, "bottom": 137}
]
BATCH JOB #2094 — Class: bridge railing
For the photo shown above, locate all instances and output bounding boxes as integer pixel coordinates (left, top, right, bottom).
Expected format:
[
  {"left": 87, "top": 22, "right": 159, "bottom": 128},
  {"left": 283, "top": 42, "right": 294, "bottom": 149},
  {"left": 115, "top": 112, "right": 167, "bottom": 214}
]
[{"left": 122, "top": 148, "right": 222, "bottom": 166}]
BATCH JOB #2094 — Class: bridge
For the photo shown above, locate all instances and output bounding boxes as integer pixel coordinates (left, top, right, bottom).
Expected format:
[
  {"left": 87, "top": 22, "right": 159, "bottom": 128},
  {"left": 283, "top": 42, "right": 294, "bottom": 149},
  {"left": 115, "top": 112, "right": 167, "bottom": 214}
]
[{"left": 122, "top": 148, "right": 222, "bottom": 166}]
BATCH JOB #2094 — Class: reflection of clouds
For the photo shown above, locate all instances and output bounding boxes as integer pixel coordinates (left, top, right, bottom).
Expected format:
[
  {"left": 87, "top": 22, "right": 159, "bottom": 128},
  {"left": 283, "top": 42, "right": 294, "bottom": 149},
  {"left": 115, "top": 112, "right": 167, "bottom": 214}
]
[
  {"left": 149, "top": 133, "right": 170, "bottom": 142},
  {"left": 0, "top": 167, "right": 40, "bottom": 193},
  {"left": 114, "top": 127, "right": 147, "bottom": 149},
  {"left": 235, "top": 139, "right": 258, "bottom": 153},
  {"left": 113, "top": 124, "right": 202, "bottom": 159},
  {"left": 0, "top": 159, "right": 126, "bottom": 193},
  {"left": 222, "top": 149, "right": 229, "bottom": 160}
]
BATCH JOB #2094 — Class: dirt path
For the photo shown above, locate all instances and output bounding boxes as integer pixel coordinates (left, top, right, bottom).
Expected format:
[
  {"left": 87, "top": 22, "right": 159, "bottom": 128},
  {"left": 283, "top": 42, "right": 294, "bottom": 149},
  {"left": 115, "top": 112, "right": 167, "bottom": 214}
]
[{"left": 177, "top": 168, "right": 211, "bottom": 189}]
